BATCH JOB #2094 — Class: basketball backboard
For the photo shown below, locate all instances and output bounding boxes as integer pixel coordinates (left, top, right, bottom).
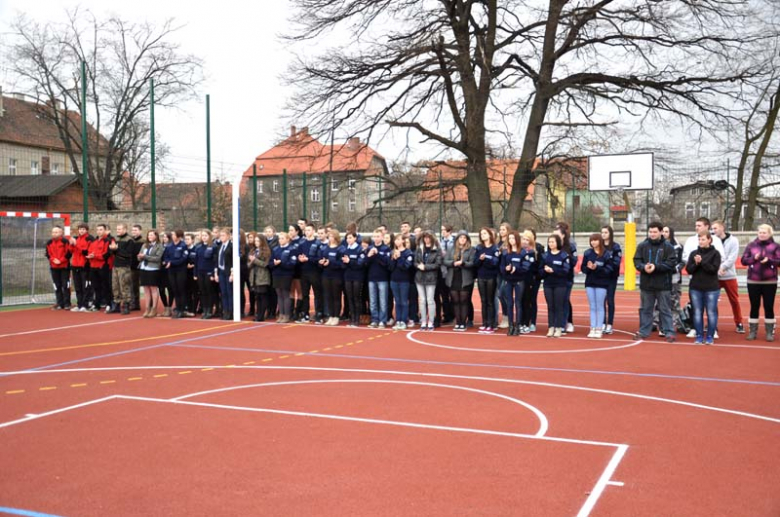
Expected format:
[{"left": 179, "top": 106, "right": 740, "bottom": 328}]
[{"left": 588, "top": 153, "right": 654, "bottom": 191}]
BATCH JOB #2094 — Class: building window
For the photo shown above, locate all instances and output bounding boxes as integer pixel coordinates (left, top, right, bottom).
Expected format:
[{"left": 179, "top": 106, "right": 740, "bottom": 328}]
[
  {"left": 311, "top": 210, "right": 320, "bottom": 222},
  {"left": 348, "top": 178, "right": 356, "bottom": 191},
  {"left": 52, "top": 163, "right": 60, "bottom": 174},
  {"left": 331, "top": 179, "right": 339, "bottom": 191},
  {"left": 257, "top": 181, "right": 263, "bottom": 194},
  {"left": 311, "top": 188, "right": 320, "bottom": 202},
  {"left": 272, "top": 180, "right": 279, "bottom": 193},
  {"left": 349, "top": 199, "right": 356, "bottom": 212},
  {"left": 8, "top": 158, "right": 17, "bottom": 175},
  {"left": 30, "top": 160, "right": 39, "bottom": 174},
  {"left": 685, "top": 203, "right": 695, "bottom": 220},
  {"left": 700, "top": 202, "right": 710, "bottom": 218},
  {"left": 331, "top": 201, "right": 338, "bottom": 210}
]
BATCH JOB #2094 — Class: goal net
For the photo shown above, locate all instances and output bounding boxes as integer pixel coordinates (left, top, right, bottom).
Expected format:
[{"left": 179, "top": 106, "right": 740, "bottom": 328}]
[{"left": 0, "top": 211, "right": 72, "bottom": 306}]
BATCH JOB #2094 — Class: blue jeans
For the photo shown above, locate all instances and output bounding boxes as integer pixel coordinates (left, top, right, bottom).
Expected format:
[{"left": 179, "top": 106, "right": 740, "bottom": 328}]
[
  {"left": 218, "top": 269, "right": 233, "bottom": 316},
  {"left": 586, "top": 287, "right": 607, "bottom": 329},
  {"left": 690, "top": 289, "right": 719, "bottom": 339},
  {"left": 390, "top": 281, "right": 410, "bottom": 324},
  {"left": 502, "top": 281, "right": 524, "bottom": 326},
  {"left": 369, "top": 281, "right": 389, "bottom": 324}
]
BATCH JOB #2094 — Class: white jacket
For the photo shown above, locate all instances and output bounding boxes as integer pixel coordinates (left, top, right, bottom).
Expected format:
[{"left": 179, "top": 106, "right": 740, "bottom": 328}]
[{"left": 717, "top": 233, "right": 739, "bottom": 280}]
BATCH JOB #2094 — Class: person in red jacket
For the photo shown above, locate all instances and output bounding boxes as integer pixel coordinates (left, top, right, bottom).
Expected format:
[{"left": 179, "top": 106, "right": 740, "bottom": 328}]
[
  {"left": 45, "top": 225, "right": 71, "bottom": 310},
  {"left": 69, "top": 223, "right": 94, "bottom": 311},
  {"left": 87, "top": 224, "right": 113, "bottom": 311}
]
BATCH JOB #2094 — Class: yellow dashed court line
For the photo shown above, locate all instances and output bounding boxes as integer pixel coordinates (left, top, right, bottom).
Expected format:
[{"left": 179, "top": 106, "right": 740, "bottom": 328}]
[
  {"left": 279, "top": 355, "right": 290, "bottom": 359},
  {"left": 309, "top": 350, "right": 319, "bottom": 354},
  {"left": 39, "top": 386, "right": 57, "bottom": 391},
  {"left": 178, "top": 371, "right": 193, "bottom": 375},
  {"left": 154, "top": 374, "right": 169, "bottom": 378},
  {"left": 6, "top": 390, "right": 25, "bottom": 395},
  {"left": 128, "top": 377, "right": 143, "bottom": 381},
  {"left": 322, "top": 347, "right": 332, "bottom": 351},
  {"left": 355, "top": 340, "right": 364, "bottom": 343},
  {"left": 243, "top": 361, "right": 255, "bottom": 365},
  {"left": 261, "top": 358, "right": 274, "bottom": 363},
  {"left": 333, "top": 345, "right": 343, "bottom": 349},
  {"left": 201, "top": 368, "right": 214, "bottom": 371},
  {"left": 99, "top": 380, "right": 116, "bottom": 385},
  {"left": 70, "top": 383, "right": 87, "bottom": 388},
  {"left": 295, "top": 353, "right": 305, "bottom": 357},
  {"left": 0, "top": 322, "right": 247, "bottom": 357}
]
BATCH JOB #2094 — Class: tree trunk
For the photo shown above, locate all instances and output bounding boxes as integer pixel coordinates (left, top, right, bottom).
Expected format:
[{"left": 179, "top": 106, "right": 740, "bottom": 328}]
[
  {"left": 743, "top": 81, "right": 780, "bottom": 231},
  {"left": 465, "top": 154, "right": 494, "bottom": 229}
]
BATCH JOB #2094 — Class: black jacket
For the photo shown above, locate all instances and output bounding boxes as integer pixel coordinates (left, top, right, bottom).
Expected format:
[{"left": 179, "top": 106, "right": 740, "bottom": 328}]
[
  {"left": 634, "top": 236, "right": 677, "bottom": 291},
  {"left": 685, "top": 246, "right": 722, "bottom": 292},
  {"left": 216, "top": 241, "right": 233, "bottom": 274},
  {"left": 112, "top": 234, "right": 136, "bottom": 268}
]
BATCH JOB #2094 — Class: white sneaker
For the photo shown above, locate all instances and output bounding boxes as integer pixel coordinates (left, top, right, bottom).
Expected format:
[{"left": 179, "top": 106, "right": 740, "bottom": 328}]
[
  {"left": 604, "top": 324, "right": 613, "bottom": 335},
  {"left": 713, "top": 331, "right": 719, "bottom": 339},
  {"left": 594, "top": 329, "right": 603, "bottom": 339},
  {"left": 387, "top": 318, "right": 395, "bottom": 327},
  {"left": 587, "top": 328, "right": 596, "bottom": 338},
  {"left": 529, "top": 324, "right": 536, "bottom": 332},
  {"left": 70, "top": 306, "right": 80, "bottom": 312},
  {"left": 566, "top": 323, "right": 575, "bottom": 333},
  {"left": 686, "top": 329, "right": 697, "bottom": 338},
  {"left": 498, "top": 316, "right": 509, "bottom": 329}
]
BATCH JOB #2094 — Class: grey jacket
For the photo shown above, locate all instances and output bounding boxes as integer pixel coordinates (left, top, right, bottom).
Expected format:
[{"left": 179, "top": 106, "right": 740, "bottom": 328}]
[
  {"left": 443, "top": 246, "right": 476, "bottom": 288},
  {"left": 139, "top": 242, "right": 164, "bottom": 271},
  {"left": 718, "top": 233, "right": 739, "bottom": 280},
  {"left": 248, "top": 251, "right": 271, "bottom": 287},
  {"left": 414, "top": 245, "right": 442, "bottom": 285}
]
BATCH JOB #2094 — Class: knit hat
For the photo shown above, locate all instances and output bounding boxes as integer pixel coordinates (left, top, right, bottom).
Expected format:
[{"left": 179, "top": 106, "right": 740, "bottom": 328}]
[{"left": 456, "top": 229, "right": 471, "bottom": 241}]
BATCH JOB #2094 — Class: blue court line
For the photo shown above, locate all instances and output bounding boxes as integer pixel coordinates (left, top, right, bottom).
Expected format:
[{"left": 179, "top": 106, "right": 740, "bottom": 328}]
[
  {"left": 166, "top": 343, "right": 780, "bottom": 387},
  {"left": 0, "top": 325, "right": 266, "bottom": 378},
  {"left": 0, "top": 507, "right": 66, "bottom": 517}
]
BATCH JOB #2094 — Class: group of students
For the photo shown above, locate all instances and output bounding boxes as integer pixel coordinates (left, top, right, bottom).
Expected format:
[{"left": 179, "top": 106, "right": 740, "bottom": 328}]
[{"left": 45, "top": 216, "right": 777, "bottom": 344}]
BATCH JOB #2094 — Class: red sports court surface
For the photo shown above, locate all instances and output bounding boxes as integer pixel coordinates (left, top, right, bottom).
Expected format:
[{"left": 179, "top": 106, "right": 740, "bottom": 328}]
[{"left": 0, "top": 290, "right": 778, "bottom": 516}]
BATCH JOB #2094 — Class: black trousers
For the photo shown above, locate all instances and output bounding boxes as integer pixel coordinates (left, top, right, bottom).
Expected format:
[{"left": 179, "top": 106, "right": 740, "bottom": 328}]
[
  {"left": 159, "top": 270, "right": 172, "bottom": 307},
  {"left": 748, "top": 283, "right": 777, "bottom": 320},
  {"left": 50, "top": 268, "right": 70, "bottom": 308},
  {"left": 451, "top": 289, "right": 472, "bottom": 326},
  {"left": 72, "top": 266, "right": 92, "bottom": 309},
  {"left": 168, "top": 269, "right": 188, "bottom": 312},
  {"left": 197, "top": 275, "right": 214, "bottom": 314},
  {"left": 299, "top": 270, "right": 323, "bottom": 317},
  {"left": 267, "top": 277, "right": 278, "bottom": 318},
  {"left": 477, "top": 278, "right": 497, "bottom": 327},
  {"left": 345, "top": 280, "right": 363, "bottom": 325},
  {"left": 90, "top": 265, "right": 112, "bottom": 309},
  {"left": 131, "top": 269, "right": 141, "bottom": 308},
  {"left": 187, "top": 272, "right": 199, "bottom": 312},
  {"left": 253, "top": 285, "right": 270, "bottom": 321},
  {"left": 435, "top": 274, "right": 454, "bottom": 324},
  {"left": 322, "top": 276, "right": 343, "bottom": 318}
]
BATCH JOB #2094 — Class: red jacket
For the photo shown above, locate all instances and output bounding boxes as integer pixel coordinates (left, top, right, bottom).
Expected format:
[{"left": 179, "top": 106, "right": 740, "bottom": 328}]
[
  {"left": 45, "top": 238, "right": 71, "bottom": 269},
  {"left": 87, "top": 237, "right": 112, "bottom": 269},
  {"left": 70, "top": 234, "right": 94, "bottom": 268}
]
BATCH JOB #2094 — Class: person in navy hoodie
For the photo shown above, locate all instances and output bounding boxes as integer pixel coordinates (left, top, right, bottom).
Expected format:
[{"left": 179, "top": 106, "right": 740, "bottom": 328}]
[
  {"left": 601, "top": 225, "right": 622, "bottom": 335},
  {"left": 499, "top": 231, "right": 526, "bottom": 336},
  {"left": 165, "top": 229, "right": 190, "bottom": 319},
  {"left": 581, "top": 233, "right": 614, "bottom": 339},
  {"left": 45, "top": 225, "right": 72, "bottom": 310},
  {"left": 366, "top": 229, "right": 391, "bottom": 328},
  {"left": 341, "top": 231, "right": 367, "bottom": 327},
  {"left": 389, "top": 233, "right": 415, "bottom": 330},
  {"left": 287, "top": 224, "right": 304, "bottom": 320},
  {"left": 296, "top": 223, "right": 324, "bottom": 323},
  {"left": 271, "top": 231, "right": 298, "bottom": 324},
  {"left": 475, "top": 227, "right": 500, "bottom": 334},
  {"left": 193, "top": 230, "right": 217, "bottom": 319},
  {"left": 319, "top": 229, "right": 345, "bottom": 326},
  {"left": 541, "top": 234, "right": 571, "bottom": 338},
  {"left": 553, "top": 222, "right": 577, "bottom": 334}
]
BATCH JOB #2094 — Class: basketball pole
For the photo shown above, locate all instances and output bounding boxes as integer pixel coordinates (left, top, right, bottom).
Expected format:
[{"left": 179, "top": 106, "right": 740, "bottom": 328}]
[{"left": 623, "top": 190, "right": 637, "bottom": 291}]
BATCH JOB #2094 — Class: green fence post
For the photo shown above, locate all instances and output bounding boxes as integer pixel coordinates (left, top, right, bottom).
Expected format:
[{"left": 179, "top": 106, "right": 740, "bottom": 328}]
[
  {"left": 253, "top": 163, "right": 258, "bottom": 232},
  {"left": 302, "top": 172, "right": 307, "bottom": 221},
  {"left": 81, "top": 61, "right": 89, "bottom": 222},
  {"left": 150, "top": 78, "right": 157, "bottom": 228},
  {"left": 206, "top": 94, "right": 212, "bottom": 229},
  {"left": 282, "top": 169, "right": 288, "bottom": 229},
  {"left": 0, "top": 221, "right": 4, "bottom": 305}
]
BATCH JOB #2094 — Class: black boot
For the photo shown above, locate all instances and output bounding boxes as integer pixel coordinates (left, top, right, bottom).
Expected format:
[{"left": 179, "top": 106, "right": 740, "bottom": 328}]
[
  {"left": 506, "top": 325, "right": 514, "bottom": 336},
  {"left": 121, "top": 303, "right": 130, "bottom": 315}
]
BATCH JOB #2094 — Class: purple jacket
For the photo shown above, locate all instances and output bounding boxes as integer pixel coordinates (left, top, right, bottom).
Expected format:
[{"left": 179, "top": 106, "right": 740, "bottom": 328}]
[{"left": 741, "top": 238, "right": 780, "bottom": 283}]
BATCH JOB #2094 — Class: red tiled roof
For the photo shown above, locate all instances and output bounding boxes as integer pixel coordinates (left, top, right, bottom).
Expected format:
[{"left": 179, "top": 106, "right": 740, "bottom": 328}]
[
  {"left": 0, "top": 95, "right": 108, "bottom": 152},
  {"left": 243, "top": 129, "right": 386, "bottom": 178},
  {"left": 418, "top": 159, "right": 536, "bottom": 203}
]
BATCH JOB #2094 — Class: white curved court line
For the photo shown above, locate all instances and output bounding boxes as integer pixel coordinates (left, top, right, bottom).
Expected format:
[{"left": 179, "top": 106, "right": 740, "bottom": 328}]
[
  {"left": 2, "top": 364, "right": 777, "bottom": 424},
  {"left": 406, "top": 329, "right": 644, "bottom": 354},
  {"left": 0, "top": 317, "right": 143, "bottom": 339},
  {"left": 172, "top": 378, "right": 549, "bottom": 437}
]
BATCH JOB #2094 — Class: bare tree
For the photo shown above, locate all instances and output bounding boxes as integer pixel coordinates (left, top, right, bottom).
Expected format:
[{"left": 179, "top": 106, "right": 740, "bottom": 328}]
[
  {"left": 119, "top": 120, "right": 170, "bottom": 210},
  {"left": 8, "top": 9, "right": 203, "bottom": 209},
  {"left": 284, "top": 0, "right": 776, "bottom": 229}
]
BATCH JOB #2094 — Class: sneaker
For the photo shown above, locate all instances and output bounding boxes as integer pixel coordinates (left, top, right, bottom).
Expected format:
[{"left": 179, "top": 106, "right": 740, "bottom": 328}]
[
  {"left": 407, "top": 321, "right": 415, "bottom": 329},
  {"left": 398, "top": 322, "right": 407, "bottom": 330},
  {"left": 665, "top": 335, "right": 677, "bottom": 343},
  {"left": 713, "top": 331, "right": 719, "bottom": 339},
  {"left": 478, "top": 326, "right": 487, "bottom": 332},
  {"left": 387, "top": 318, "right": 395, "bottom": 327},
  {"left": 694, "top": 337, "right": 704, "bottom": 345},
  {"left": 347, "top": 324, "right": 358, "bottom": 328},
  {"left": 368, "top": 322, "right": 378, "bottom": 328},
  {"left": 686, "top": 329, "right": 697, "bottom": 338},
  {"left": 658, "top": 331, "right": 665, "bottom": 337},
  {"left": 594, "top": 329, "right": 603, "bottom": 339},
  {"left": 553, "top": 328, "right": 562, "bottom": 338},
  {"left": 529, "top": 324, "right": 536, "bottom": 332},
  {"left": 70, "top": 306, "right": 80, "bottom": 312},
  {"left": 520, "top": 326, "right": 531, "bottom": 334},
  {"left": 88, "top": 306, "right": 98, "bottom": 312},
  {"left": 79, "top": 307, "right": 88, "bottom": 312},
  {"left": 378, "top": 322, "right": 386, "bottom": 329},
  {"left": 587, "top": 328, "right": 596, "bottom": 338},
  {"left": 705, "top": 337, "right": 714, "bottom": 346},
  {"left": 498, "top": 316, "right": 509, "bottom": 329},
  {"left": 546, "top": 327, "right": 555, "bottom": 337},
  {"left": 736, "top": 323, "right": 745, "bottom": 334},
  {"left": 633, "top": 332, "right": 647, "bottom": 340},
  {"left": 604, "top": 324, "right": 613, "bottom": 335},
  {"left": 565, "top": 323, "right": 575, "bottom": 333}
]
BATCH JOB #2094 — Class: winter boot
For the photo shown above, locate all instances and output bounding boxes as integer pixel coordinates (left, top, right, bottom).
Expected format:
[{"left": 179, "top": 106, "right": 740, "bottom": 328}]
[
  {"left": 765, "top": 320, "right": 775, "bottom": 342},
  {"left": 747, "top": 320, "right": 759, "bottom": 341}
]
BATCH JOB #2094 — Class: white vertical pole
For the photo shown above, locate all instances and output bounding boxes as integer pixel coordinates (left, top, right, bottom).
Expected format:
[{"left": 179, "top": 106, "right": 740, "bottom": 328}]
[{"left": 232, "top": 178, "right": 241, "bottom": 322}]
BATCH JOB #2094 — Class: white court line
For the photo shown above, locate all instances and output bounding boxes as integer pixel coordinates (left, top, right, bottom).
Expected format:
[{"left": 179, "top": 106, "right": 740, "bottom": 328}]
[
  {"left": 0, "top": 395, "right": 117, "bottom": 429},
  {"left": 0, "top": 317, "right": 143, "bottom": 339},
  {"left": 0, "top": 393, "right": 627, "bottom": 517},
  {"left": 1, "top": 365, "right": 778, "bottom": 424},
  {"left": 170, "top": 378, "right": 549, "bottom": 437},
  {"left": 407, "top": 330, "right": 644, "bottom": 354}
]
